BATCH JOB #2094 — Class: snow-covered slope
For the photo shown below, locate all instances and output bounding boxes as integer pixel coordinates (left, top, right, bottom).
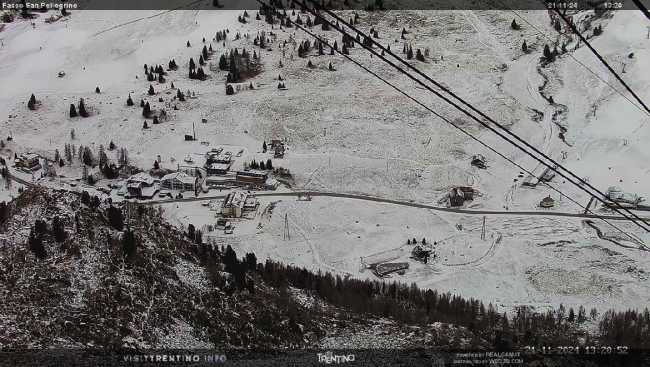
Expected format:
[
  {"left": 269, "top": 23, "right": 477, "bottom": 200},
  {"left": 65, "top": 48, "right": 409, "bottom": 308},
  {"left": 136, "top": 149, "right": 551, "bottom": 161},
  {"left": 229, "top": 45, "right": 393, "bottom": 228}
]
[{"left": 2, "top": 9, "right": 650, "bottom": 314}]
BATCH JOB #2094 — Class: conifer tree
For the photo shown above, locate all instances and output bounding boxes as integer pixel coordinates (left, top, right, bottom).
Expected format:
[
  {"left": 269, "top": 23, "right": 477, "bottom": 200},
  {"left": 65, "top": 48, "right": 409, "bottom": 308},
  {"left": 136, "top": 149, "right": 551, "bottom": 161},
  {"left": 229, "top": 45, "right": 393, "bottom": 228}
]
[
  {"left": 126, "top": 94, "right": 134, "bottom": 106},
  {"left": 522, "top": 40, "right": 528, "bottom": 53},
  {"left": 148, "top": 85, "right": 155, "bottom": 95},
  {"left": 29, "top": 229, "right": 47, "bottom": 260},
  {"left": 142, "top": 102, "right": 151, "bottom": 117},
  {"left": 511, "top": 19, "right": 520, "bottom": 30},
  {"left": 543, "top": 44, "right": 553, "bottom": 61},
  {"left": 78, "top": 98, "right": 89, "bottom": 117},
  {"left": 69, "top": 103, "right": 78, "bottom": 117},
  {"left": 416, "top": 48, "right": 425, "bottom": 61},
  {"left": 196, "top": 67, "right": 206, "bottom": 80},
  {"left": 95, "top": 86, "right": 100, "bottom": 93},
  {"left": 28, "top": 94, "right": 36, "bottom": 110},
  {"left": 219, "top": 54, "right": 228, "bottom": 70}
]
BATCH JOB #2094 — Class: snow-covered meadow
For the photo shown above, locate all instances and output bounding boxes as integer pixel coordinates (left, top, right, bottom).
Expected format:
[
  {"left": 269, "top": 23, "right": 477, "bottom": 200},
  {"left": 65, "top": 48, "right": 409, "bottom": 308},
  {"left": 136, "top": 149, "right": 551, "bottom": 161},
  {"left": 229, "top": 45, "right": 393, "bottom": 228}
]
[{"left": 2, "top": 8, "right": 650, "bottom": 313}]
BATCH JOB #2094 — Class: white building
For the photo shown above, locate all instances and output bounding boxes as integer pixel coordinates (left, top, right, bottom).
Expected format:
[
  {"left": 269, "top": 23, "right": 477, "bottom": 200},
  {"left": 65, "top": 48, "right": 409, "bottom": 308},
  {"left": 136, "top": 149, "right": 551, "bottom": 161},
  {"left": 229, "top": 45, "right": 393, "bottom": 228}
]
[
  {"left": 161, "top": 172, "right": 198, "bottom": 192},
  {"left": 126, "top": 172, "right": 158, "bottom": 199},
  {"left": 221, "top": 190, "right": 258, "bottom": 218}
]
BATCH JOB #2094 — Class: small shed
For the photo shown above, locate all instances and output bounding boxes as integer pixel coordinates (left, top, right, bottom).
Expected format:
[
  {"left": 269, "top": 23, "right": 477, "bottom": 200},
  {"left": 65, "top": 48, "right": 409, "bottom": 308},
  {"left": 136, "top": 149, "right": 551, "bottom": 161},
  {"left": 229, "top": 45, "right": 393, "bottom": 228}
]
[{"left": 539, "top": 195, "right": 555, "bottom": 208}]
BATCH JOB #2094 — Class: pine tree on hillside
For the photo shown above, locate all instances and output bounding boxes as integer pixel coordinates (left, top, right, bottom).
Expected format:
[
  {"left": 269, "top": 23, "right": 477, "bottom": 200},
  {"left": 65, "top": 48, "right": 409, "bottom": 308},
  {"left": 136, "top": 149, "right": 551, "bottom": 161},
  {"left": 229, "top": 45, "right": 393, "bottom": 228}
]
[
  {"left": 158, "top": 73, "right": 165, "bottom": 83},
  {"left": 121, "top": 229, "right": 137, "bottom": 259},
  {"left": 416, "top": 48, "right": 425, "bottom": 61},
  {"left": 142, "top": 102, "right": 151, "bottom": 117},
  {"left": 189, "top": 57, "right": 196, "bottom": 70},
  {"left": 98, "top": 145, "right": 106, "bottom": 166},
  {"left": 29, "top": 230, "right": 47, "bottom": 260},
  {"left": 511, "top": 19, "right": 520, "bottom": 30},
  {"left": 186, "top": 40, "right": 191, "bottom": 47},
  {"left": 95, "top": 86, "right": 101, "bottom": 93},
  {"left": 202, "top": 45, "right": 209, "bottom": 60},
  {"left": 593, "top": 24, "right": 603, "bottom": 36},
  {"left": 219, "top": 54, "right": 228, "bottom": 70},
  {"left": 78, "top": 98, "right": 89, "bottom": 117},
  {"left": 543, "top": 44, "right": 554, "bottom": 61},
  {"left": 148, "top": 85, "right": 155, "bottom": 95},
  {"left": 82, "top": 146, "right": 94, "bottom": 166},
  {"left": 28, "top": 94, "right": 37, "bottom": 110},
  {"left": 407, "top": 46, "right": 414, "bottom": 60},
  {"left": 328, "top": 62, "right": 334, "bottom": 71},
  {"left": 522, "top": 40, "right": 528, "bottom": 53},
  {"left": 143, "top": 120, "right": 149, "bottom": 129},
  {"left": 176, "top": 89, "right": 185, "bottom": 101},
  {"left": 196, "top": 67, "right": 206, "bottom": 80},
  {"left": 226, "top": 84, "right": 234, "bottom": 95},
  {"left": 126, "top": 94, "right": 134, "bottom": 106},
  {"left": 153, "top": 115, "right": 159, "bottom": 124}
]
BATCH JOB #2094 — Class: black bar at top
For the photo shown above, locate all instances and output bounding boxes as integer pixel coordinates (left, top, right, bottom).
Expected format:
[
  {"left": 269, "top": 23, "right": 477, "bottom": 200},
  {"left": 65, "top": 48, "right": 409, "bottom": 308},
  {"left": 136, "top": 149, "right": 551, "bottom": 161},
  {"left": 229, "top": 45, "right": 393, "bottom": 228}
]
[{"left": 1, "top": 0, "right": 648, "bottom": 11}]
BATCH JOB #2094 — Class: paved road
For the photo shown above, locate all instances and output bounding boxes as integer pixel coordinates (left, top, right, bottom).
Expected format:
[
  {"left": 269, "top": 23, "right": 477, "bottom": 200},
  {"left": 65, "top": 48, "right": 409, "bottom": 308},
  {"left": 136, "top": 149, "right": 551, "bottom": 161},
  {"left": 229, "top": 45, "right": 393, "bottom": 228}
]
[
  {"left": 8, "top": 165, "right": 649, "bottom": 223},
  {"left": 140, "top": 190, "right": 650, "bottom": 222}
]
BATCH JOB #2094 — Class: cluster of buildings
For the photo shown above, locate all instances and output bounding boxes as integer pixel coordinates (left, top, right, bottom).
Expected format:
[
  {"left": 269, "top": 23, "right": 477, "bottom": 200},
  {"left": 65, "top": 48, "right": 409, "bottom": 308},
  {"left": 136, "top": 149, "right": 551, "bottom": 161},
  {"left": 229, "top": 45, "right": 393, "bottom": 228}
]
[
  {"left": 123, "top": 171, "right": 201, "bottom": 199},
  {"left": 15, "top": 153, "right": 42, "bottom": 172},
  {"left": 199, "top": 147, "right": 278, "bottom": 190},
  {"left": 120, "top": 143, "right": 283, "bottom": 200}
]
